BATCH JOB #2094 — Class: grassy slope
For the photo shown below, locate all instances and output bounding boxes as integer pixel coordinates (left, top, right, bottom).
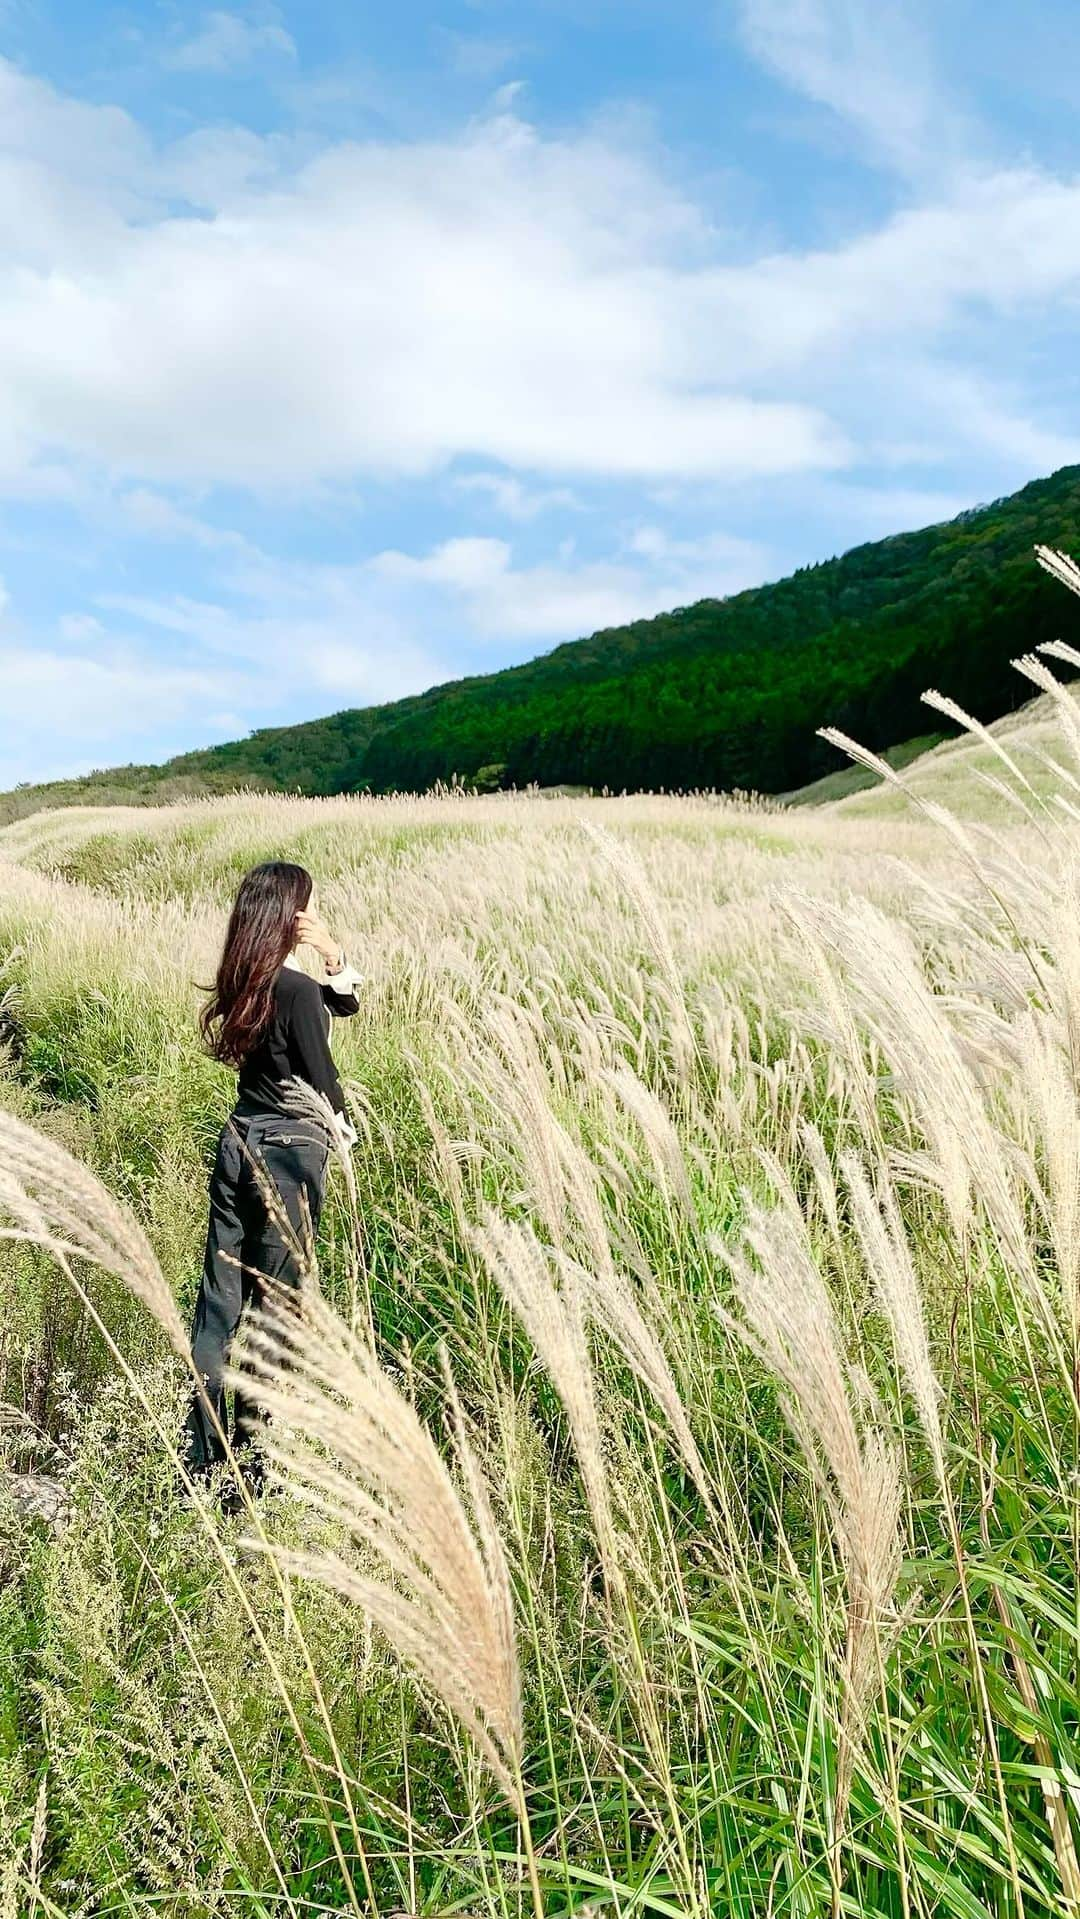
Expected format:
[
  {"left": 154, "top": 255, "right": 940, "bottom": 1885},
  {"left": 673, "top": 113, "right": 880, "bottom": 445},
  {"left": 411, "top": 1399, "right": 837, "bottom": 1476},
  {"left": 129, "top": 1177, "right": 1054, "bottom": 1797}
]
[
  {"left": 780, "top": 731, "right": 948, "bottom": 806},
  {"left": 822, "top": 688, "right": 1075, "bottom": 820}
]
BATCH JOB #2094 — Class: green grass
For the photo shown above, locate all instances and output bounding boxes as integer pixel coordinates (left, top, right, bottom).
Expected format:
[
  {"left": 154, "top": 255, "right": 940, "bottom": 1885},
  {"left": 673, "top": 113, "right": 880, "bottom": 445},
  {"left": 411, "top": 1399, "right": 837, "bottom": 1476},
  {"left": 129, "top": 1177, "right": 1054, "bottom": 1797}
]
[{"left": 1, "top": 751, "right": 1079, "bottom": 1916}]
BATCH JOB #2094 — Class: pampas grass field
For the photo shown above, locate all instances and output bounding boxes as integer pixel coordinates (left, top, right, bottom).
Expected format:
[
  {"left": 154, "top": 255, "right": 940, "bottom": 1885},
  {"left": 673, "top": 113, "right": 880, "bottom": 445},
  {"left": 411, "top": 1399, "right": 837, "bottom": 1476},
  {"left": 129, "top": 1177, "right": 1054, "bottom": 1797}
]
[{"left": 3, "top": 563, "right": 1080, "bottom": 1915}]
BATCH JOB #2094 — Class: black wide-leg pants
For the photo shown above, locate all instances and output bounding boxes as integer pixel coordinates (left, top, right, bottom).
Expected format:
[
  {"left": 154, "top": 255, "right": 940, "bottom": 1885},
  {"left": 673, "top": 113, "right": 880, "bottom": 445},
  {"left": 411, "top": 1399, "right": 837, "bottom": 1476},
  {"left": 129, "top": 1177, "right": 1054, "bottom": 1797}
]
[{"left": 183, "top": 1109, "right": 330, "bottom": 1475}]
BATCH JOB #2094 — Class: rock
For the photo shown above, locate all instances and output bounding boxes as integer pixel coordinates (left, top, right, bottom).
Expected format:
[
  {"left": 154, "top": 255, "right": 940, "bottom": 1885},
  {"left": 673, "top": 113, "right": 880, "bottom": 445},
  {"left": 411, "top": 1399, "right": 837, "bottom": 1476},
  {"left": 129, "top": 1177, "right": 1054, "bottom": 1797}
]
[{"left": 5, "top": 1472, "right": 72, "bottom": 1530}]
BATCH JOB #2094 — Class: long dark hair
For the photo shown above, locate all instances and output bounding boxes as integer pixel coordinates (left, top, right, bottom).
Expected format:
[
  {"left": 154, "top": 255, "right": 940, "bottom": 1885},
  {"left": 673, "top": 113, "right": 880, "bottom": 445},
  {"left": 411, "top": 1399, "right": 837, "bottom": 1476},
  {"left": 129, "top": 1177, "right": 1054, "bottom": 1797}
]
[{"left": 200, "top": 861, "right": 312, "bottom": 1066}]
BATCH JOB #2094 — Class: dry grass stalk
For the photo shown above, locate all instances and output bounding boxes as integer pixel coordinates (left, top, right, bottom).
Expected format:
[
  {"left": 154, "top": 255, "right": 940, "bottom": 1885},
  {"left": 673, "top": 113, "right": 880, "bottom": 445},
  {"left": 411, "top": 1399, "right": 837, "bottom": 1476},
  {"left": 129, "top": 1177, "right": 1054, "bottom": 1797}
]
[
  {"left": 783, "top": 911, "right": 882, "bottom": 1148},
  {"left": 0, "top": 1108, "right": 188, "bottom": 1357},
  {"left": 228, "top": 1283, "right": 523, "bottom": 1800},
  {"left": 409, "top": 1062, "right": 473, "bottom": 1241},
  {"left": 279, "top": 1075, "right": 361, "bottom": 1226},
  {"left": 800, "top": 1119, "right": 842, "bottom": 1241},
  {"left": 468, "top": 1000, "right": 572, "bottom": 1255},
  {"left": 553, "top": 1250, "right": 714, "bottom": 1517},
  {"left": 600, "top": 1062, "right": 695, "bottom": 1218},
  {"left": 716, "top": 1192, "right": 903, "bottom": 1852},
  {"left": 1042, "top": 868, "right": 1080, "bottom": 1089},
  {"left": 841, "top": 1153, "right": 945, "bottom": 1486},
  {"left": 798, "top": 896, "right": 1060, "bottom": 1344},
  {"left": 552, "top": 1118, "right": 625, "bottom": 1291},
  {"left": 833, "top": 1430, "right": 904, "bottom": 1857},
  {"left": 920, "top": 688, "right": 1045, "bottom": 812},
  {"left": 579, "top": 820, "right": 696, "bottom": 1075},
  {"left": 1010, "top": 653, "right": 1080, "bottom": 789},
  {"left": 1014, "top": 1017, "right": 1080, "bottom": 1357},
  {"left": 470, "top": 1210, "right": 620, "bottom": 1585},
  {"left": 468, "top": 996, "right": 639, "bottom": 1291},
  {"left": 1035, "top": 544, "right": 1080, "bottom": 599}
]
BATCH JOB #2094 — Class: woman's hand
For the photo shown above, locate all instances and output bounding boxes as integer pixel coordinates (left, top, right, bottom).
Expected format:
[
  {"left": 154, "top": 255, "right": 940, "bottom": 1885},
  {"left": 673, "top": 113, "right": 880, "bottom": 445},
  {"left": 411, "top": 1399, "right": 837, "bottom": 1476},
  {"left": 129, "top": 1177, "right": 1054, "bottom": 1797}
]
[{"left": 295, "top": 909, "right": 344, "bottom": 973}]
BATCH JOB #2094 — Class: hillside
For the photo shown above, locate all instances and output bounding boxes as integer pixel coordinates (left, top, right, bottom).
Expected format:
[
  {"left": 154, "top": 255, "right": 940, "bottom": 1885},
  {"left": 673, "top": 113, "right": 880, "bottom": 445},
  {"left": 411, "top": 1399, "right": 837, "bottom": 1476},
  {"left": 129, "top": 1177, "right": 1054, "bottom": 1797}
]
[{"left": 6, "top": 463, "right": 1080, "bottom": 822}]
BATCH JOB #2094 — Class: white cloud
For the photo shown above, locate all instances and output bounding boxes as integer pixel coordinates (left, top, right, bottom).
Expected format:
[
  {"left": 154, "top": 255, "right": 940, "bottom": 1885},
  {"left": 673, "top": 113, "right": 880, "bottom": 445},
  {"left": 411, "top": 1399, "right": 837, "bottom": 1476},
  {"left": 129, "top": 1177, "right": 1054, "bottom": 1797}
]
[
  {"left": 58, "top": 612, "right": 106, "bottom": 643},
  {"left": 164, "top": 10, "right": 296, "bottom": 74},
  {"left": 625, "top": 525, "right": 764, "bottom": 570},
  {"left": 437, "top": 31, "right": 522, "bottom": 83},
  {"left": 92, "top": 520, "right": 764, "bottom": 674},
  {"left": 3, "top": 643, "right": 230, "bottom": 714},
  {"left": 95, "top": 565, "right": 454, "bottom": 701},
  {"left": 374, "top": 536, "right": 512, "bottom": 595},
  {"left": 120, "top": 486, "right": 252, "bottom": 550},
  {"left": 3, "top": 500, "right": 758, "bottom": 781},
  {"left": 680, "top": 167, "right": 1080, "bottom": 393},
  {"left": 367, "top": 527, "right": 767, "bottom": 642},
  {"left": 493, "top": 81, "right": 527, "bottom": 112},
  {"left": 736, "top": 0, "right": 977, "bottom": 179},
  {"left": 0, "top": 63, "right": 843, "bottom": 491},
  {"left": 0, "top": 643, "right": 244, "bottom": 785},
  {"left": 0, "top": 556, "right": 455, "bottom": 783},
  {"left": 454, "top": 471, "right": 580, "bottom": 521},
  {"left": 902, "top": 366, "right": 1080, "bottom": 474},
  {"left": 0, "top": 56, "right": 1076, "bottom": 510}
]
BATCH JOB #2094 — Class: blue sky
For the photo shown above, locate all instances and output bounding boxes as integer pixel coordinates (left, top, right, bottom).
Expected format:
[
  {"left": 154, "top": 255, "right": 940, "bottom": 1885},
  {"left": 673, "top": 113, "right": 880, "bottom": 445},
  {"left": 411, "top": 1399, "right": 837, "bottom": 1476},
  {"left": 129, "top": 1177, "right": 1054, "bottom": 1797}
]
[{"left": 2, "top": 0, "right": 1080, "bottom": 786}]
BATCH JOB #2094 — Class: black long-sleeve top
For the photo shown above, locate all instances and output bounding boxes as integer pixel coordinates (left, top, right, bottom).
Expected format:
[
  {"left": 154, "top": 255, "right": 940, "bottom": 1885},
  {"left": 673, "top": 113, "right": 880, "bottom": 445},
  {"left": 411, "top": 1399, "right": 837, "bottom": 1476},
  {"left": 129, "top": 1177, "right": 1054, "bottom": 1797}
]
[{"left": 235, "top": 957, "right": 361, "bottom": 1124}]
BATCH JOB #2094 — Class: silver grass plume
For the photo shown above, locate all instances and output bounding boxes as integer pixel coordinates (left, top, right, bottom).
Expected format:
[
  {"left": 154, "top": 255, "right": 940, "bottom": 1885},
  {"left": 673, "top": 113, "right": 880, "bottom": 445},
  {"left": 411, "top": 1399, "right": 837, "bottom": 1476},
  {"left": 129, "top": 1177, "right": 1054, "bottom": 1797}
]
[
  {"left": 1035, "top": 544, "right": 1080, "bottom": 599},
  {"left": 0, "top": 1107, "right": 187, "bottom": 1357},
  {"left": 470, "top": 1209, "right": 621, "bottom": 1584},
  {"left": 920, "top": 689, "right": 1043, "bottom": 809},
  {"left": 599, "top": 1062, "right": 695, "bottom": 1219},
  {"left": 715, "top": 1192, "right": 903, "bottom": 1840},
  {"left": 841, "top": 1153, "right": 945, "bottom": 1487},
  {"left": 469, "top": 996, "right": 637, "bottom": 1287},
  {"left": 228, "top": 1283, "right": 523, "bottom": 1801},
  {"left": 1012, "top": 650, "right": 1080, "bottom": 793},
  {"left": 408, "top": 1061, "right": 472, "bottom": 1240},
  {"left": 799, "top": 1118, "right": 842, "bottom": 1242},
  {"left": 579, "top": 820, "right": 696, "bottom": 1074},
  {"left": 469, "top": 999, "right": 572, "bottom": 1255},
  {"left": 817, "top": 725, "right": 992, "bottom": 876},
  {"left": 797, "top": 895, "right": 1055, "bottom": 1335},
  {"left": 552, "top": 1249, "right": 714, "bottom": 1516}
]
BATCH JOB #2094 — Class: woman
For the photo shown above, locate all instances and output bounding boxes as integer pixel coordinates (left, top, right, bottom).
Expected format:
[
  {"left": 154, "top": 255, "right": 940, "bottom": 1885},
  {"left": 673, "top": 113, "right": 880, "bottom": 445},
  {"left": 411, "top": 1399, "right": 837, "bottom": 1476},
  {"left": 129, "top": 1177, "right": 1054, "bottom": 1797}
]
[{"left": 183, "top": 860, "right": 361, "bottom": 1481}]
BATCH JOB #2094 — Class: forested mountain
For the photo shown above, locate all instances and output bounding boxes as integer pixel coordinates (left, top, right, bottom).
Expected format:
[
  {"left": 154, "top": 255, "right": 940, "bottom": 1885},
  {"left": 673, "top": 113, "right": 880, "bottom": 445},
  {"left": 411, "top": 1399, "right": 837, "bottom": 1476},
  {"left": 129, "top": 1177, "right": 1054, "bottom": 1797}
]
[{"left": 7, "top": 463, "right": 1080, "bottom": 822}]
